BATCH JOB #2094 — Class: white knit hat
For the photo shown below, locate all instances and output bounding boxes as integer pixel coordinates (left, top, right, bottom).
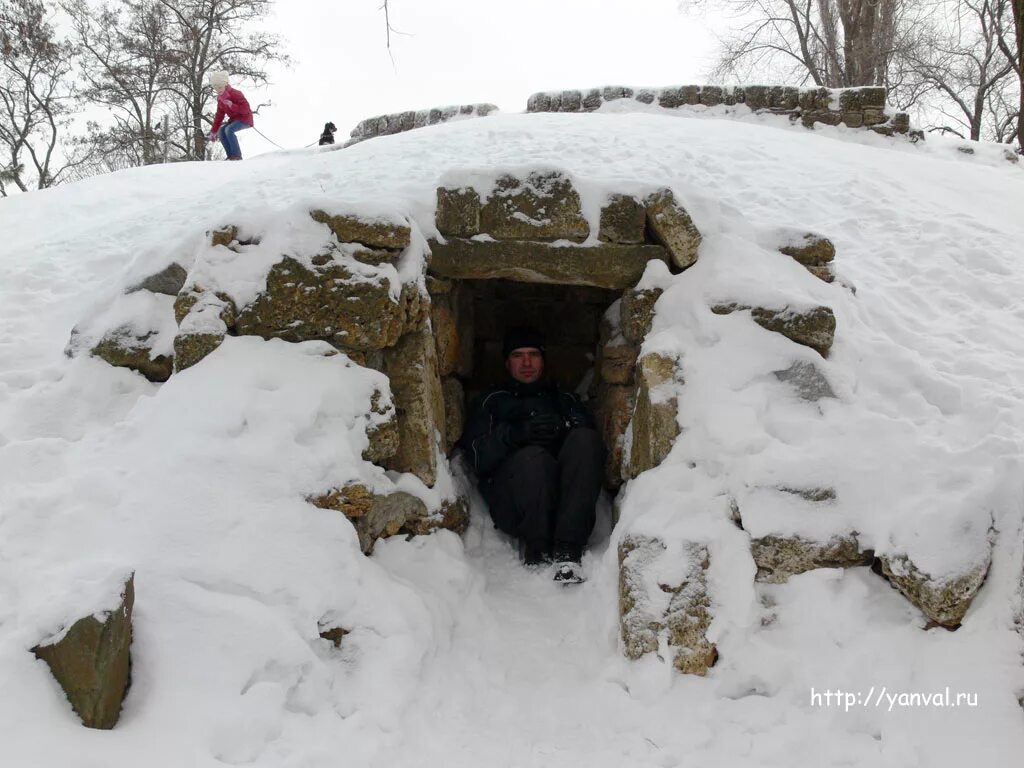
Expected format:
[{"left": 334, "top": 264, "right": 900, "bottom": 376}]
[{"left": 208, "top": 70, "right": 229, "bottom": 88}]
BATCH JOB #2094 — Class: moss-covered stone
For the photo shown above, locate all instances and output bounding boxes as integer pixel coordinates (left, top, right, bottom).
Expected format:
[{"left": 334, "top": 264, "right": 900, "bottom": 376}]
[
  {"left": 210, "top": 225, "right": 239, "bottom": 248},
  {"left": 479, "top": 172, "right": 589, "bottom": 242},
  {"left": 599, "top": 194, "right": 646, "bottom": 244},
  {"left": 428, "top": 238, "right": 669, "bottom": 290},
  {"left": 879, "top": 553, "right": 990, "bottom": 628},
  {"left": 751, "top": 306, "right": 835, "bottom": 357},
  {"left": 92, "top": 329, "right": 173, "bottom": 383},
  {"left": 779, "top": 233, "right": 836, "bottom": 266},
  {"left": 436, "top": 187, "right": 481, "bottom": 238},
  {"left": 32, "top": 575, "right": 134, "bottom": 730},
  {"left": 309, "top": 484, "right": 426, "bottom": 553},
  {"left": 401, "top": 495, "right": 471, "bottom": 536},
  {"left": 310, "top": 210, "right": 411, "bottom": 250},
  {"left": 364, "top": 389, "right": 399, "bottom": 464},
  {"left": 382, "top": 327, "right": 445, "bottom": 486},
  {"left": 627, "top": 353, "right": 681, "bottom": 478},
  {"left": 644, "top": 189, "right": 702, "bottom": 270},
  {"left": 620, "top": 287, "right": 663, "bottom": 344},
  {"left": 234, "top": 256, "right": 414, "bottom": 351},
  {"left": 318, "top": 626, "right": 349, "bottom": 648},
  {"left": 173, "top": 332, "right": 223, "bottom": 372}
]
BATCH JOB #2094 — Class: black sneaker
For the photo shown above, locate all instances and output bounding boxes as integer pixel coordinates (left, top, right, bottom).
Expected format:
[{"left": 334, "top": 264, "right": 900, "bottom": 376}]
[{"left": 553, "top": 561, "right": 584, "bottom": 584}]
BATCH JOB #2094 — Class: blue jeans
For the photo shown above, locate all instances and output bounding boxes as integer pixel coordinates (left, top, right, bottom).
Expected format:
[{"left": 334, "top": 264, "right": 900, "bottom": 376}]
[{"left": 218, "top": 121, "right": 250, "bottom": 159}]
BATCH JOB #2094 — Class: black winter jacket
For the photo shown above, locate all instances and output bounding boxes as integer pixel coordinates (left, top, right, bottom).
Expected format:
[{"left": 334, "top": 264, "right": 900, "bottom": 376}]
[{"left": 460, "top": 379, "right": 595, "bottom": 479}]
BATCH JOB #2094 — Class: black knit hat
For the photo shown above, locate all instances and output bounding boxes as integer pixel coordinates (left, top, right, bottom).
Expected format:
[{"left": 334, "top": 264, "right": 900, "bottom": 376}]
[{"left": 502, "top": 325, "right": 546, "bottom": 359}]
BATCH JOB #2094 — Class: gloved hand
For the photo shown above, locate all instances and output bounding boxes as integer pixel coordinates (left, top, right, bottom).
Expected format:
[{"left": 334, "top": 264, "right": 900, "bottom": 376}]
[
  {"left": 209, "top": 132, "right": 217, "bottom": 144},
  {"left": 508, "top": 412, "right": 566, "bottom": 447},
  {"left": 566, "top": 410, "right": 589, "bottom": 429}
]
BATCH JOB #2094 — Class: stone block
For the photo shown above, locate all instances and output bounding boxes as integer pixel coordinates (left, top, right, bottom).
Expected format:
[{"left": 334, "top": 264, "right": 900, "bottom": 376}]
[
  {"left": 752, "top": 534, "right": 872, "bottom": 582},
  {"left": 644, "top": 189, "right": 702, "bottom": 270},
  {"left": 620, "top": 287, "right": 663, "bottom": 343},
  {"left": 127, "top": 263, "right": 187, "bottom": 296},
  {"left": 600, "top": 342, "right": 638, "bottom": 385},
  {"left": 806, "top": 264, "right": 836, "bottom": 283},
  {"left": 234, "top": 256, "right": 415, "bottom": 351},
  {"left": 441, "top": 376, "right": 465, "bottom": 454},
  {"left": 751, "top": 305, "right": 835, "bottom": 357},
  {"left": 862, "top": 108, "right": 886, "bottom": 126},
  {"left": 436, "top": 187, "right": 481, "bottom": 238},
  {"left": 382, "top": 327, "right": 445, "bottom": 486},
  {"left": 33, "top": 575, "right": 134, "bottom": 729},
  {"left": 595, "top": 383, "right": 635, "bottom": 487},
  {"left": 842, "top": 112, "right": 865, "bottom": 128},
  {"left": 700, "top": 86, "right": 723, "bottom": 106},
  {"left": 310, "top": 209, "right": 411, "bottom": 250},
  {"left": 364, "top": 389, "right": 399, "bottom": 464},
  {"left": 430, "top": 280, "right": 474, "bottom": 377},
  {"left": 582, "top": 88, "right": 603, "bottom": 111},
  {"left": 92, "top": 329, "right": 172, "bottom": 383},
  {"left": 658, "top": 86, "right": 684, "bottom": 108},
  {"left": 526, "top": 92, "right": 551, "bottom": 112},
  {"left": 309, "top": 485, "right": 426, "bottom": 553},
  {"left": 798, "top": 88, "right": 831, "bottom": 112},
  {"left": 402, "top": 495, "right": 471, "bottom": 537},
  {"left": 619, "top": 535, "right": 717, "bottom": 675},
  {"left": 627, "top": 353, "right": 680, "bottom": 477},
  {"left": 599, "top": 194, "right": 646, "bottom": 243},
  {"left": 744, "top": 85, "right": 770, "bottom": 110},
  {"left": 714, "top": 303, "right": 836, "bottom": 357},
  {"left": 428, "top": 238, "right": 670, "bottom": 290},
  {"left": 773, "top": 360, "right": 836, "bottom": 402},
  {"left": 479, "top": 172, "right": 589, "bottom": 242},
  {"left": 879, "top": 552, "right": 990, "bottom": 628},
  {"left": 559, "top": 90, "right": 582, "bottom": 112},
  {"left": 173, "top": 332, "right": 222, "bottom": 373},
  {"left": 778, "top": 233, "right": 836, "bottom": 266}
]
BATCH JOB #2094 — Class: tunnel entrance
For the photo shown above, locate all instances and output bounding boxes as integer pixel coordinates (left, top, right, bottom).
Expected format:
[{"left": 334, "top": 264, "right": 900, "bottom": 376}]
[{"left": 461, "top": 279, "right": 619, "bottom": 402}]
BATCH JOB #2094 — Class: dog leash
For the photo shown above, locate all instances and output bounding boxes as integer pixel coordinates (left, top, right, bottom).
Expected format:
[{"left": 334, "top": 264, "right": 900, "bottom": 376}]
[{"left": 251, "top": 126, "right": 322, "bottom": 150}]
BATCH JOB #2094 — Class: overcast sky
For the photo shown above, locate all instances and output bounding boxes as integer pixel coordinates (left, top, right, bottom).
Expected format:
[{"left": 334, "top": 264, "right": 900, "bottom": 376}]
[{"left": 245, "top": 0, "right": 720, "bottom": 155}]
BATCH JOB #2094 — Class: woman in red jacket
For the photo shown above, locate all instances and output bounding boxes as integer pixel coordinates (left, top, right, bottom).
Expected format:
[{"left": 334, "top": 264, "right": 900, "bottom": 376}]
[{"left": 208, "top": 71, "right": 254, "bottom": 160}]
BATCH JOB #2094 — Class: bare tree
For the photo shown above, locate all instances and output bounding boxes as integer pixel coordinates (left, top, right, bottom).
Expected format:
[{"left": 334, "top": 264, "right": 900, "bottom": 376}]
[
  {"left": 900, "top": 0, "right": 1017, "bottom": 140},
  {"left": 0, "top": 0, "right": 82, "bottom": 193},
  {"left": 708, "top": 0, "right": 919, "bottom": 87},
  {"left": 994, "top": 0, "right": 1022, "bottom": 147},
  {"left": 63, "top": 0, "right": 178, "bottom": 166}
]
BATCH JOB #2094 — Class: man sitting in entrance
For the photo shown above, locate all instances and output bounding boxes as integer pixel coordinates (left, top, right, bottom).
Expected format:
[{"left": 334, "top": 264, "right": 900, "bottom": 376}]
[{"left": 460, "top": 326, "right": 605, "bottom": 583}]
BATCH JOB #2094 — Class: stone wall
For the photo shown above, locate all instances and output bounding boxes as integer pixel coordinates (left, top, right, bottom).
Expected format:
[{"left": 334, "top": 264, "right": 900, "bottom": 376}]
[
  {"left": 530, "top": 84, "right": 914, "bottom": 137},
  {"left": 346, "top": 103, "right": 499, "bottom": 146}
]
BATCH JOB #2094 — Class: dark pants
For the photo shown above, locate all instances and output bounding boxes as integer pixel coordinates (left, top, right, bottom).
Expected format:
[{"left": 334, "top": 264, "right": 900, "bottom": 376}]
[{"left": 482, "top": 427, "right": 604, "bottom": 559}]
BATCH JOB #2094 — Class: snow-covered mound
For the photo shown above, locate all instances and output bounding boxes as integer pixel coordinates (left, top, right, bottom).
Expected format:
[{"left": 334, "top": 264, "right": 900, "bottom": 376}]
[{"left": 1, "top": 109, "right": 1024, "bottom": 767}]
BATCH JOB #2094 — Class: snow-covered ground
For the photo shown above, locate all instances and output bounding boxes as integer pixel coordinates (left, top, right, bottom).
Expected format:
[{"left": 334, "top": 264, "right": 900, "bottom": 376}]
[{"left": 1, "top": 106, "right": 1024, "bottom": 767}]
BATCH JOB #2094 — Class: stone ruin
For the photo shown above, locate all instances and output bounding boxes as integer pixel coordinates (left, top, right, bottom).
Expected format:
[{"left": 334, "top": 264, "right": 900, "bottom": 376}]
[
  {"left": 344, "top": 85, "right": 919, "bottom": 146},
  {"left": 57, "top": 162, "right": 992, "bottom": 727}
]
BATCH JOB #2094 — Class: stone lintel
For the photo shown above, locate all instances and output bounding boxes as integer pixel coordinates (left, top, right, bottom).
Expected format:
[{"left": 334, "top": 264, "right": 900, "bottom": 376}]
[{"left": 428, "top": 239, "right": 670, "bottom": 290}]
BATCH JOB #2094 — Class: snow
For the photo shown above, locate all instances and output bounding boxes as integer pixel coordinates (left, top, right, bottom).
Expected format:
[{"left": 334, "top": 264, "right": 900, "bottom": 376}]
[{"left": 1, "top": 107, "right": 1024, "bottom": 766}]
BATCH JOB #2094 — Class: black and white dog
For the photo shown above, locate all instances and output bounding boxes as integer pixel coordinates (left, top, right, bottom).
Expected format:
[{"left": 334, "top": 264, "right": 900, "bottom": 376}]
[{"left": 318, "top": 122, "right": 337, "bottom": 146}]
